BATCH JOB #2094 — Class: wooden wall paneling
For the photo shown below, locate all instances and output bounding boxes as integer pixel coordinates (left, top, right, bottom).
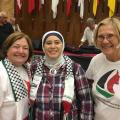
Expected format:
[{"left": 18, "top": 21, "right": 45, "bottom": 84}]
[
  {"left": 44, "top": 0, "right": 56, "bottom": 32},
  {"left": 88, "top": 0, "right": 94, "bottom": 17},
  {"left": 70, "top": 14, "right": 81, "bottom": 47},
  {"left": 70, "top": 0, "right": 81, "bottom": 47},
  {"left": 31, "top": 6, "right": 44, "bottom": 40},
  {"left": 20, "top": 0, "right": 33, "bottom": 37},
  {"left": 116, "top": 0, "right": 119, "bottom": 16},
  {"left": 102, "top": 0, "right": 109, "bottom": 19},
  {"left": 94, "top": 0, "right": 104, "bottom": 22},
  {"left": 84, "top": 0, "right": 93, "bottom": 19},
  {"left": 65, "top": 0, "right": 76, "bottom": 46},
  {"left": 57, "top": 16, "right": 67, "bottom": 38},
  {"left": 66, "top": 21, "right": 73, "bottom": 46},
  {"left": 115, "top": 0, "right": 120, "bottom": 17},
  {"left": 56, "top": 0, "right": 68, "bottom": 42},
  {"left": 15, "top": 0, "right": 120, "bottom": 48}
]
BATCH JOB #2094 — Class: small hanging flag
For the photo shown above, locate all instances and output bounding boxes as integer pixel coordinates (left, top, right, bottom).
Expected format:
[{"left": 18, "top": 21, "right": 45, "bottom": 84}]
[
  {"left": 66, "top": 0, "right": 72, "bottom": 16},
  {"left": 93, "top": 0, "right": 99, "bottom": 16},
  {"left": 41, "top": 0, "right": 44, "bottom": 4},
  {"left": 28, "top": 0, "right": 35, "bottom": 14},
  {"left": 51, "top": 0, "right": 59, "bottom": 19},
  {"left": 108, "top": 0, "right": 116, "bottom": 17},
  {"left": 16, "top": 0, "right": 23, "bottom": 15},
  {"left": 78, "top": 0, "right": 84, "bottom": 19}
]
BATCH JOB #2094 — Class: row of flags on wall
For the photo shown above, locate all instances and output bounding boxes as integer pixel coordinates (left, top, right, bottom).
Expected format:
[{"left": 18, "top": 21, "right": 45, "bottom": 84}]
[
  {"left": 93, "top": 0, "right": 116, "bottom": 17},
  {"left": 16, "top": 0, "right": 116, "bottom": 18},
  {"left": 16, "top": 0, "right": 44, "bottom": 14}
]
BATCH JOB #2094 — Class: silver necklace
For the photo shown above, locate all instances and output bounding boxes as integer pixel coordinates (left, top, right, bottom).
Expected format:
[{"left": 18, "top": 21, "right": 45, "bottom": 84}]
[
  {"left": 49, "top": 68, "right": 57, "bottom": 75},
  {"left": 49, "top": 63, "right": 63, "bottom": 75}
]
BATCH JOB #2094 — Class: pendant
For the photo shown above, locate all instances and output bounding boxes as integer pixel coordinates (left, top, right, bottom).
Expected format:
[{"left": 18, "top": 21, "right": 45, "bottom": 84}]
[{"left": 49, "top": 68, "right": 57, "bottom": 75}]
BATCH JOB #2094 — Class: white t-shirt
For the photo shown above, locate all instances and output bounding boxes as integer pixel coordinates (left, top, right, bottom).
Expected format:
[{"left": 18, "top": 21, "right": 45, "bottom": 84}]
[
  {"left": 81, "top": 25, "right": 97, "bottom": 46},
  {"left": 86, "top": 53, "right": 120, "bottom": 120},
  {"left": 0, "top": 62, "right": 30, "bottom": 120}
]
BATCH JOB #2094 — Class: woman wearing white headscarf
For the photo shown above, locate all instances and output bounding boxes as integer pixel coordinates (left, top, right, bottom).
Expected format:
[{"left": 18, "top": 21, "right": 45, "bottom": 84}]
[{"left": 30, "top": 31, "right": 93, "bottom": 120}]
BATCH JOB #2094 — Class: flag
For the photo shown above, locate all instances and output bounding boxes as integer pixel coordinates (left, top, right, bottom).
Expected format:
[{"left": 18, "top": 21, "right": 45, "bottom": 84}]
[
  {"left": 108, "top": 0, "right": 116, "bottom": 17},
  {"left": 28, "top": 0, "right": 35, "bottom": 13},
  {"left": 66, "top": 0, "right": 72, "bottom": 16},
  {"left": 41, "top": 0, "right": 44, "bottom": 4},
  {"left": 78, "top": 0, "right": 84, "bottom": 19},
  {"left": 16, "top": 0, "right": 23, "bottom": 15},
  {"left": 51, "top": 0, "right": 59, "bottom": 19},
  {"left": 93, "top": 0, "right": 99, "bottom": 16}
]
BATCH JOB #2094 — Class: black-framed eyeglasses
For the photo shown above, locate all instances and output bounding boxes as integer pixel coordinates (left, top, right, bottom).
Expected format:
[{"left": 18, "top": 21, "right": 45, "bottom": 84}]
[{"left": 97, "top": 34, "right": 116, "bottom": 41}]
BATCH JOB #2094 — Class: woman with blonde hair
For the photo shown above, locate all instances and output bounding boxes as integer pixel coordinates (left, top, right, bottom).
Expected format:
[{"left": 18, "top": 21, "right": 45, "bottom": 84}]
[{"left": 86, "top": 17, "right": 120, "bottom": 120}]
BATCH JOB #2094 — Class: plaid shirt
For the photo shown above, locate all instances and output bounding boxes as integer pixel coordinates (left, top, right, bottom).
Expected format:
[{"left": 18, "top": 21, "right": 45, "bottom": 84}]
[{"left": 31, "top": 55, "right": 93, "bottom": 120}]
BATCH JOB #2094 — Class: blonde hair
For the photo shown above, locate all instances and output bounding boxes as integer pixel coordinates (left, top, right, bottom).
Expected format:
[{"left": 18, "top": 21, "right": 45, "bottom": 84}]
[{"left": 94, "top": 17, "right": 120, "bottom": 47}]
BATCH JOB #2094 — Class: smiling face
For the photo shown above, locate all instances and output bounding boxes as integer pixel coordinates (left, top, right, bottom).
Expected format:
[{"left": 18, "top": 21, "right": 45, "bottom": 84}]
[
  {"left": 43, "top": 35, "right": 63, "bottom": 59},
  {"left": 7, "top": 38, "right": 29, "bottom": 66},
  {"left": 96, "top": 24, "right": 120, "bottom": 61}
]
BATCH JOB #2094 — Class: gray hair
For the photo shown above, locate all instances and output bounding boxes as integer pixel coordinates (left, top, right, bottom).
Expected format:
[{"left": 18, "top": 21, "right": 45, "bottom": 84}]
[{"left": 86, "top": 18, "right": 95, "bottom": 26}]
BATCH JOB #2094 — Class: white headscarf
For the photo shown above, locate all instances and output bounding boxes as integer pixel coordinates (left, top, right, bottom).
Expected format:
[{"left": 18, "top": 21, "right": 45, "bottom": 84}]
[{"left": 42, "top": 31, "right": 65, "bottom": 69}]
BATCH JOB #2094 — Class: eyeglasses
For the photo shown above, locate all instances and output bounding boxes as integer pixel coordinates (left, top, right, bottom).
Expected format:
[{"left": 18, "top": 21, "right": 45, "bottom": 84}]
[{"left": 97, "top": 34, "right": 117, "bottom": 41}]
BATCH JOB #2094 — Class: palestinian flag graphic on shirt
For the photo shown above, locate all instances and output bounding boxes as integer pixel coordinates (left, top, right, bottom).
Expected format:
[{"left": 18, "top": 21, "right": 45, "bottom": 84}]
[{"left": 96, "top": 69, "right": 120, "bottom": 98}]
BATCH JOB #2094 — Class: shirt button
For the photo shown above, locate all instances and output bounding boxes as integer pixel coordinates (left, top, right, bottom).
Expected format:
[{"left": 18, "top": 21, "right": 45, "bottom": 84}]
[
  {"left": 50, "top": 110, "right": 53, "bottom": 116},
  {"left": 50, "top": 95, "right": 53, "bottom": 100},
  {"left": 51, "top": 111, "right": 53, "bottom": 115}
]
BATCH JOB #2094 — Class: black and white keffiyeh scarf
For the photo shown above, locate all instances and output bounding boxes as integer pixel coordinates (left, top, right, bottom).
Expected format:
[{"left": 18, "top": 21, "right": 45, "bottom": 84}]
[
  {"left": 30, "top": 55, "right": 74, "bottom": 103},
  {"left": 2, "top": 58, "right": 29, "bottom": 102}
]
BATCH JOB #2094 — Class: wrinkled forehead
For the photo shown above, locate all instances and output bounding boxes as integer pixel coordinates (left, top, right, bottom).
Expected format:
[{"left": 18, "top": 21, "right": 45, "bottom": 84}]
[{"left": 97, "top": 23, "right": 117, "bottom": 34}]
